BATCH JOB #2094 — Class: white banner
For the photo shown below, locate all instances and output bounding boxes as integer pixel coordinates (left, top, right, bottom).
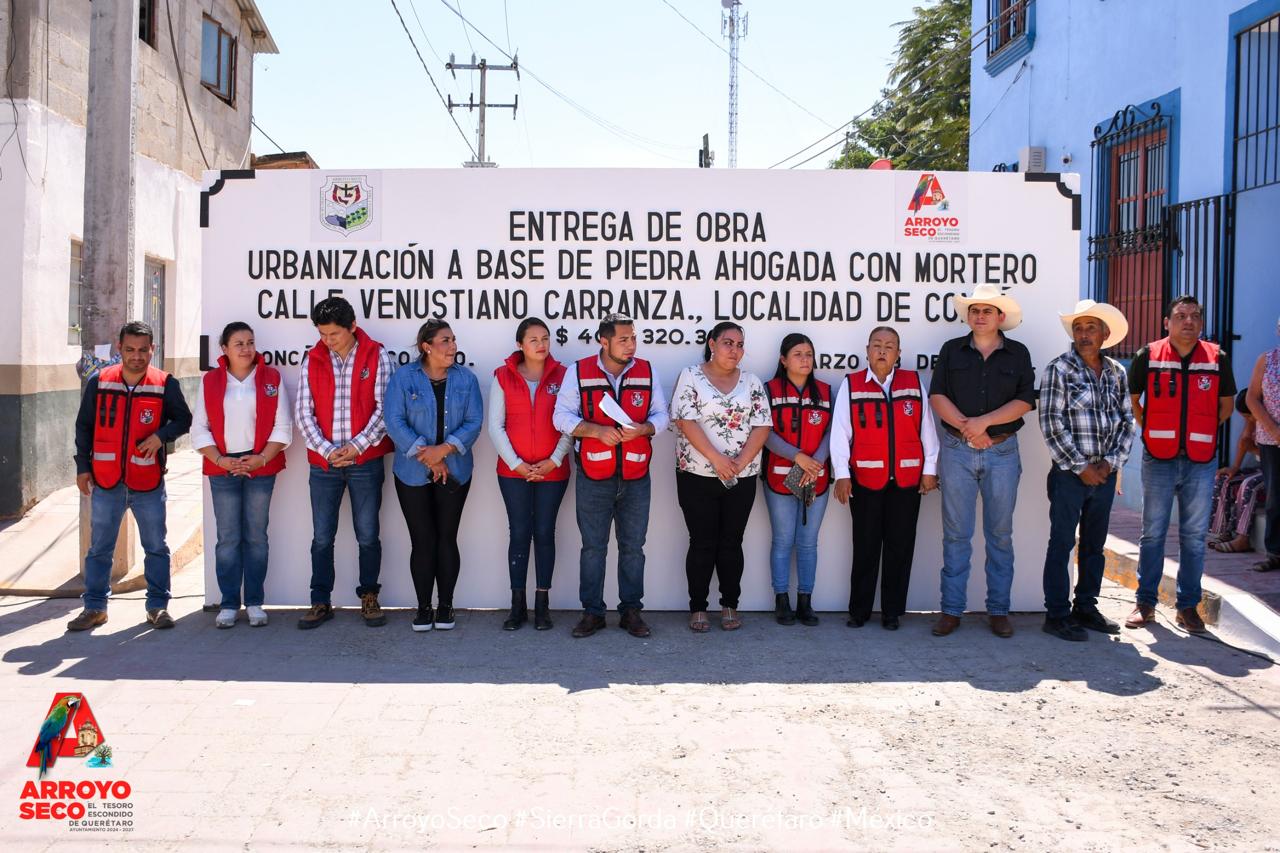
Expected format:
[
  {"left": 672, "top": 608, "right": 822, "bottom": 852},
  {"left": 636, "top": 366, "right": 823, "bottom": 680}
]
[{"left": 200, "top": 168, "right": 1081, "bottom": 612}]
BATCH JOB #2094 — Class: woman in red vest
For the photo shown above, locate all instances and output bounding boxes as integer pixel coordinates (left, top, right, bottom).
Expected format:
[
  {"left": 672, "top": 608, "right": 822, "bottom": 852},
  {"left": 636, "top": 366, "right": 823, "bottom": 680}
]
[
  {"left": 191, "top": 322, "right": 293, "bottom": 629},
  {"left": 831, "top": 326, "right": 939, "bottom": 631},
  {"left": 488, "top": 318, "right": 574, "bottom": 631},
  {"left": 762, "top": 333, "right": 833, "bottom": 627}
]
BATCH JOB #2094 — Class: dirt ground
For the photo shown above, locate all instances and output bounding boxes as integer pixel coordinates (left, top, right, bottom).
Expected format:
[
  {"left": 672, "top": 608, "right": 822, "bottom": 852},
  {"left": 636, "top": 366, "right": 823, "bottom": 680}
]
[{"left": 1, "top": 568, "right": 1278, "bottom": 851}]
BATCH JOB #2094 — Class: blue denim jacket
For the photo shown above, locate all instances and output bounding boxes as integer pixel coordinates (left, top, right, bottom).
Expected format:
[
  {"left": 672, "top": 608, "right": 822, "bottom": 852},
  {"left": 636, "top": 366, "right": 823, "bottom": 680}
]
[{"left": 384, "top": 362, "right": 484, "bottom": 486}]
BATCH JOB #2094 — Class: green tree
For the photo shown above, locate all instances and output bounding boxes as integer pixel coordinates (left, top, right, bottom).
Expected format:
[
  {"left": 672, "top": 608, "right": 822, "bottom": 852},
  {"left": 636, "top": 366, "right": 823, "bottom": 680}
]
[{"left": 831, "top": 0, "right": 971, "bottom": 170}]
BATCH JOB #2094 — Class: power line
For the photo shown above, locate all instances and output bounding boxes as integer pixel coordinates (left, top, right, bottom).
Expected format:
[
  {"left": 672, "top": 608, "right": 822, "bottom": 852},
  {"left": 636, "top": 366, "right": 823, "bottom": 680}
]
[
  {"left": 435, "top": 0, "right": 691, "bottom": 161},
  {"left": 388, "top": 0, "right": 479, "bottom": 161},
  {"left": 251, "top": 117, "right": 285, "bottom": 154},
  {"left": 767, "top": 19, "right": 995, "bottom": 169},
  {"left": 656, "top": 0, "right": 836, "bottom": 131},
  {"left": 163, "top": 0, "right": 210, "bottom": 170},
  {"left": 407, "top": 0, "right": 474, "bottom": 135}
]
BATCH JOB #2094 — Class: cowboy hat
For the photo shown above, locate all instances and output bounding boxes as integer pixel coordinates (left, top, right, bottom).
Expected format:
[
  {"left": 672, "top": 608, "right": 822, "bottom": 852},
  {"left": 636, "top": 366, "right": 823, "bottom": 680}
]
[
  {"left": 1058, "top": 299, "right": 1129, "bottom": 350},
  {"left": 952, "top": 284, "right": 1022, "bottom": 331}
]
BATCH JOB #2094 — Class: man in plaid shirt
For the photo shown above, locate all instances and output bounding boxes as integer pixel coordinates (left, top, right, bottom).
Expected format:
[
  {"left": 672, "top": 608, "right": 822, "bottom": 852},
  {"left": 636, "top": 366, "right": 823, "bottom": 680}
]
[
  {"left": 295, "top": 297, "right": 398, "bottom": 630},
  {"left": 1038, "top": 300, "right": 1136, "bottom": 641}
]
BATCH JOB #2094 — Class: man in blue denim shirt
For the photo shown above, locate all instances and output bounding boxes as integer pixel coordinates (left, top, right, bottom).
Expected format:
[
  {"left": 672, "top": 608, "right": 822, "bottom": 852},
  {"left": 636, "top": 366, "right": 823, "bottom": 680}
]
[{"left": 928, "top": 284, "right": 1036, "bottom": 639}]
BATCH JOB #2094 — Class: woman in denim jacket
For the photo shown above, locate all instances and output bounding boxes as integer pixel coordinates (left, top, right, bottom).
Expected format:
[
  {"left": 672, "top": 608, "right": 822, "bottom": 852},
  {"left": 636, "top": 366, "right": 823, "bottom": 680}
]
[{"left": 385, "top": 319, "right": 484, "bottom": 632}]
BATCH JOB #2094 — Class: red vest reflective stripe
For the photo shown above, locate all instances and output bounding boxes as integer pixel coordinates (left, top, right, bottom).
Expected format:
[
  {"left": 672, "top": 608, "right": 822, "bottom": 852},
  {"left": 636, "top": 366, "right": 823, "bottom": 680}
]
[
  {"left": 494, "top": 352, "right": 570, "bottom": 481},
  {"left": 764, "top": 376, "right": 832, "bottom": 496},
  {"left": 1142, "top": 337, "right": 1221, "bottom": 463},
  {"left": 90, "top": 363, "right": 170, "bottom": 491},
  {"left": 202, "top": 354, "right": 288, "bottom": 478},
  {"left": 846, "top": 370, "right": 926, "bottom": 490},
  {"left": 576, "top": 356, "right": 653, "bottom": 480},
  {"left": 305, "top": 327, "right": 394, "bottom": 469}
]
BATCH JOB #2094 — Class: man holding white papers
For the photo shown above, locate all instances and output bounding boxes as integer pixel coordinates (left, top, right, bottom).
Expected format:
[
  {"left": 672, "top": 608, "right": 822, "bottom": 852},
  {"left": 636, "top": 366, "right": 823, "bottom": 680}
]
[{"left": 553, "top": 314, "right": 670, "bottom": 638}]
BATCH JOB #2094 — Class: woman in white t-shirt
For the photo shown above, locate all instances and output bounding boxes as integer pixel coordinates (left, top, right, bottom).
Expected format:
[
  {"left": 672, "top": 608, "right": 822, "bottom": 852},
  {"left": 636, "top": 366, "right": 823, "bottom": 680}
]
[{"left": 671, "top": 322, "right": 772, "bottom": 632}]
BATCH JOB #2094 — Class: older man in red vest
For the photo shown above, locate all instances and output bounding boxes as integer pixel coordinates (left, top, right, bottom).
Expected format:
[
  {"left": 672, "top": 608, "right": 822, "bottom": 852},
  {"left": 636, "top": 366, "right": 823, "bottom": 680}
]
[
  {"left": 1126, "top": 295, "right": 1236, "bottom": 634},
  {"left": 67, "top": 321, "right": 192, "bottom": 632}
]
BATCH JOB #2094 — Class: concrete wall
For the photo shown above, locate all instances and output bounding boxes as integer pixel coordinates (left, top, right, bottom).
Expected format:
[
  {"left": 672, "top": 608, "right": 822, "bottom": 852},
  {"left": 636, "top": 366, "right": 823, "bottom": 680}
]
[{"left": 0, "top": 0, "right": 269, "bottom": 516}]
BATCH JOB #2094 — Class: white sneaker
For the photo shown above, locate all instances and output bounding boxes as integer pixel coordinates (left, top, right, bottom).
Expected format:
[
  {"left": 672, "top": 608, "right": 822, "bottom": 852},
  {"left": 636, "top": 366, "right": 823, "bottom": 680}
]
[
  {"left": 246, "top": 606, "right": 269, "bottom": 627},
  {"left": 215, "top": 609, "right": 238, "bottom": 629}
]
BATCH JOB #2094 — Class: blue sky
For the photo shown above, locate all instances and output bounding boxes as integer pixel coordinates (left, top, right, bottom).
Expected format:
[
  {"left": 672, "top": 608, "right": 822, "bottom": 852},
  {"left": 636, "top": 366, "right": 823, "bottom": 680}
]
[{"left": 250, "top": 0, "right": 920, "bottom": 170}]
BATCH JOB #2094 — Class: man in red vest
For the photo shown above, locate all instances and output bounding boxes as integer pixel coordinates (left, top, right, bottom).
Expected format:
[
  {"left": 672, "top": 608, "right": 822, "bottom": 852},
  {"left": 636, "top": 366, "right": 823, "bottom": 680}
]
[
  {"left": 294, "top": 297, "right": 396, "bottom": 630},
  {"left": 552, "top": 314, "right": 670, "bottom": 639},
  {"left": 1126, "top": 295, "right": 1236, "bottom": 634},
  {"left": 67, "top": 321, "right": 192, "bottom": 632}
]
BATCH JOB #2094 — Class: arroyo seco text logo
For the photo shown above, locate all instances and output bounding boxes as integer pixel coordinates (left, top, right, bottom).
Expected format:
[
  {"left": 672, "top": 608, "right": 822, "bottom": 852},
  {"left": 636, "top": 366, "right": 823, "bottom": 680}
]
[
  {"left": 320, "top": 175, "right": 373, "bottom": 236},
  {"left": 899, "top": 172, "right": 962, "bottom": 243},
  {"left": 19, "top": 693, "right": 134, "bottom": 831}
]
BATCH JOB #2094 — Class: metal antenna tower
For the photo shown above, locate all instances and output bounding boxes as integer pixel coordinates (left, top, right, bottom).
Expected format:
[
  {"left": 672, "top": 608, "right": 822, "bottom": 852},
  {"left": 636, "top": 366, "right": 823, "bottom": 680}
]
[{"left": 721, "top": 0, "right": 747, "bottom": 168}]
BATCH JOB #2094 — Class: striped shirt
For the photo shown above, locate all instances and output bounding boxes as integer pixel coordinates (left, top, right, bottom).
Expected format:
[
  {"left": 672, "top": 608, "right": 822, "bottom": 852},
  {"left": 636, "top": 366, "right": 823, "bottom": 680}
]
[
  {"left": 294, "top": 339, "right": 396, "bottom": 458},
  {"left": 1039, "top": 348, "right": 1136, "bottom": 474}
]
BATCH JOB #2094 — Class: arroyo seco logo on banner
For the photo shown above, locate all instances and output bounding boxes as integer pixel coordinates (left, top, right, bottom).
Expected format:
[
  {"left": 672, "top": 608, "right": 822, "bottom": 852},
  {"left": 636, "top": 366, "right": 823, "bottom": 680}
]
[
  {"left": 18, "top": 693, "right": 135, "bottom": 833},
  {"left": 314, "top": 171, "right": 382, "bottom": 242},
  {"left": 897, "top": 171, "right": 964, "bottom": 244}
]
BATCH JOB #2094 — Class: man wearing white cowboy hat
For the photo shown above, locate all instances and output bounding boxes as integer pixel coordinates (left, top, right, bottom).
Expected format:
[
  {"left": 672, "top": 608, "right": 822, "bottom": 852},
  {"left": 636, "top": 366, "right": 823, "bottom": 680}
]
[
  {"left": 1126, "top": 295, "right": 1236, "bottom": 635},
  {"left": 928, "top": 283, "right": 1036, "bottom": 638},
  {"left": 1038, "top": 300, "right": 1136, "bottom": 641}
]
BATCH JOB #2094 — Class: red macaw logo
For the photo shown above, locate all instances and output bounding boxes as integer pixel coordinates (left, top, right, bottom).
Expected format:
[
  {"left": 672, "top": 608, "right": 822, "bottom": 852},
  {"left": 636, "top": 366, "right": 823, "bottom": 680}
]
[
  {"left": 27, "top": 693, "right": 107, "bottom": 776},
  {"left": 907, "top": 173, "right": 946, "bottom": 213}
]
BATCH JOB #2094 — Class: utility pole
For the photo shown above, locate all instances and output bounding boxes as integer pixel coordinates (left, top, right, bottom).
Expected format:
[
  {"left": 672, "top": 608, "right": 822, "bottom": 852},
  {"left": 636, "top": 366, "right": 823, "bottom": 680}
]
[
  {"left": 79, "top": 0, "right": 140, "bottom": 579},
  {"left": 698, "top": 134, "right": 715, "bottom": 168},
  {"left": 446, "top": 54, "right": 519, "bottom": 168},
  {"left": 722, "top": 0, "right": 747, "bottom": 169}
]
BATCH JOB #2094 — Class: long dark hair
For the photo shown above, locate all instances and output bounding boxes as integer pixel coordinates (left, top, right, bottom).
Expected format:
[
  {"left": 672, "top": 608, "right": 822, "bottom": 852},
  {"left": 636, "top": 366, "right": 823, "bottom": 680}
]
[
  {"left": 702, "top": 321, "right": 744, "bottom": 362},
  {"left": 219, "top": 321, "right": 253, "bottom": 348},
  {"left": 773, "top": 332, "right": 820, "bottom": 402},
  {"left": 516, "top": 317, "right": 549, "bottom": 344},
  {"left": 415, "top": 318, "right": 452, "bottom": 364}
]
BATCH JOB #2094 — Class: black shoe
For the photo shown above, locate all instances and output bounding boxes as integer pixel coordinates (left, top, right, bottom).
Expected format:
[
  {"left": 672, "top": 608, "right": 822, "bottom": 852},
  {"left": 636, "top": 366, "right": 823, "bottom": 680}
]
[
  {"left": 503, "top": 590, "right": 527, "bottom": 631},
  {"left": 435, "top": 604, "right": 456, "bottom": 630},
  {"left": 775, "top": 593, "right": 796, "bottom": 626},
  {"left": 1071, "top": 605, "right": 1121, "bottom": 635},
  {"left": 571, "top": 612, "right": 607, "bottom": 638},
  {"left": 412, "top": 607, "right": 434, "bottom": 633},
  {"left": 1043, "top": 616, "right": 1088, "bottom": 642},
  {"left": 534, "top": 590, "right": 553, "bottom": 630},
  {"left": 795, "top": 593, "right": 819, "bottom": 626},
  {"left": 881, "top": 615, "right": 900, "bottom": 631},
  {"left": 846, "top": 614, "right": 866, "bottom": 628}
]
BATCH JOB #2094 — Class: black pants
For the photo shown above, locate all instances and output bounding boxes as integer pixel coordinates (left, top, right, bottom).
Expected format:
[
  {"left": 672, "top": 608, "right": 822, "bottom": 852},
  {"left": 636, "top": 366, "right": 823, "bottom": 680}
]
[
  {"left": 1262, "top": 444, "right": 1280, "bottom": 558},
  {"left": 849, "top": 480, "right": 921, "bottom": 620},
  {"left": 394, "top": 476, "right": 471, "bottom": 609},
  {"left": 676, "top": 470, "right": 757, "bottom": 611}
]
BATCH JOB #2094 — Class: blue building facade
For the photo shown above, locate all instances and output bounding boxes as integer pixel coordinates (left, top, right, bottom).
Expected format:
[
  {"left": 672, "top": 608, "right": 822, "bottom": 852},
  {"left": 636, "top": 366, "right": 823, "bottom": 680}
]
[{"left": 969, "top": 0, "right": 1279, "bottom": 505}]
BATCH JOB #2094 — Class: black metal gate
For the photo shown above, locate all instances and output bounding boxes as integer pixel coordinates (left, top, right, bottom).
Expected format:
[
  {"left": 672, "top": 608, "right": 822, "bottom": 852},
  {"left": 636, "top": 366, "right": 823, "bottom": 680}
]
[{"left": 1164, "top": 194, "right": 1237, "bottom": 359}]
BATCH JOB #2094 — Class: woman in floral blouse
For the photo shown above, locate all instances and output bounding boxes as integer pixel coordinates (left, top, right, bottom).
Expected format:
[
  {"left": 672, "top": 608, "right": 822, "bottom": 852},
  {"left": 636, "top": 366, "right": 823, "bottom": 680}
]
[{"left": 671, "top": 322, "right": 773, "bottom": 632}]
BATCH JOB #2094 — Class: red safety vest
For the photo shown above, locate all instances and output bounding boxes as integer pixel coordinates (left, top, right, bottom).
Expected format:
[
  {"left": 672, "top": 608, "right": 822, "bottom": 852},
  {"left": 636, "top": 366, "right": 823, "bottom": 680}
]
[
  {"left": 305, "top": 327, "right": 394, "bottom": 469},
  {"left": 764, "top": 376, "right": 832, "bottom": 496},
  {"left": 90, "top": 363, "right": 170, "bottom": 491},
  {"left": 846, "top": 370, "right": 926, "bottom": 490},
  {"left": 494, "top": 352, "right": 570, "bottom": 482},
  {"left": 1142, "top": 337, "right": 1222, "bottom": 463},
  {"left": 576, "top": 356, "right": 653, "bottom": 480},
  {"left": 202, "top": 354, "right": 288, "bottom": 478}
]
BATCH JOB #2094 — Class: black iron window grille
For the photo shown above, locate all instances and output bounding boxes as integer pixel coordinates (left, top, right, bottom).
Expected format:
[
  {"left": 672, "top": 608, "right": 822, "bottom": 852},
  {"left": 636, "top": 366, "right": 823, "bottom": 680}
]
[
  {"left": 1234, "top": 12, "right": 1280, "bottom": 192},
  {"left": 987, "top": 0, "right": 1029, "bottom": 58},
  {"left": 1087, "top": 102, "right": 1173, "bottom": 357}
]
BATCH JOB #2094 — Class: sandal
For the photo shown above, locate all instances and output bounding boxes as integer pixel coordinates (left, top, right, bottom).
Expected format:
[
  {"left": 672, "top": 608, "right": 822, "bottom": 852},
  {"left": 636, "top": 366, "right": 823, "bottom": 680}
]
[
  {"left": 1210, "top": 538, "right": 1253, "bottom": 554},
  {"left": 720, "top": 607, "right": 742, "bottom": 631},
  {"left": 689, "top": 611, "right": 711, "bottom": 633},
  {"left": 1253, "top": 556, "right": 1280, "bottom": 573}
]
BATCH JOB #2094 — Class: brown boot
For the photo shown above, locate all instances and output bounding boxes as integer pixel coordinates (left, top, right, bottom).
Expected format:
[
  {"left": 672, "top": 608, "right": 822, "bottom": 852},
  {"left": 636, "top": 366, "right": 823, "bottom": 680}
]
[
  {"left": 619, "top": 607, "right": 652, "bottom": 638},
  {"left": 571, "top": 612, "right": 607, "bottom": 638},
  {"left": 66, "top": 609, "right": 107, "bottom": 632},
  {"left": 931, "top": 614, "right": 961, "bottom": 636},
  {"left": 988, "top": 614, "right": 1014, "bottom": 638},
  {"left": 1124, "top": 604, "right": 1155, "bottom": 629},
  {"left": 360, "top": 592, "right": 387, "bottom": 627},
  {"left": 1176, "top": 607, "right": 1207, "bottom": 634},
  {"left": 297, "top": 603, "right": 334, "bottom": 630}
]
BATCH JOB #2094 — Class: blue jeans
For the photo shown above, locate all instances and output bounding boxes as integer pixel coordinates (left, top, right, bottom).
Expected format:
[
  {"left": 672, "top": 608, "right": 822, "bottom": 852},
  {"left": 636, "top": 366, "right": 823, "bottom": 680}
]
[
  {"left": 83, "top": 482, "right": 170, "bottom": 612},
  {"left": 209, "top": 474, "right": 278, "bottom": 609},
  {"left": 1137, "top": 451, "right": 1216, "bottom": 610},
  {"left": 575, "top": 469, "right": 649, "bottom": 615},
  {"left": 1042, "top": 467, "right": 1117, "bottom": 618},
  {"left": 308, "top": 459, "right": 386, "bottom": 605},
  {"left": 763, "top": 487, "right": 830, "bottom": 594},
  {"left": 498, "top": 476, "right": 569, "bottom": 590},
  {"left": 938, "top": 431, "right": 1022, "bottom": 616}
]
